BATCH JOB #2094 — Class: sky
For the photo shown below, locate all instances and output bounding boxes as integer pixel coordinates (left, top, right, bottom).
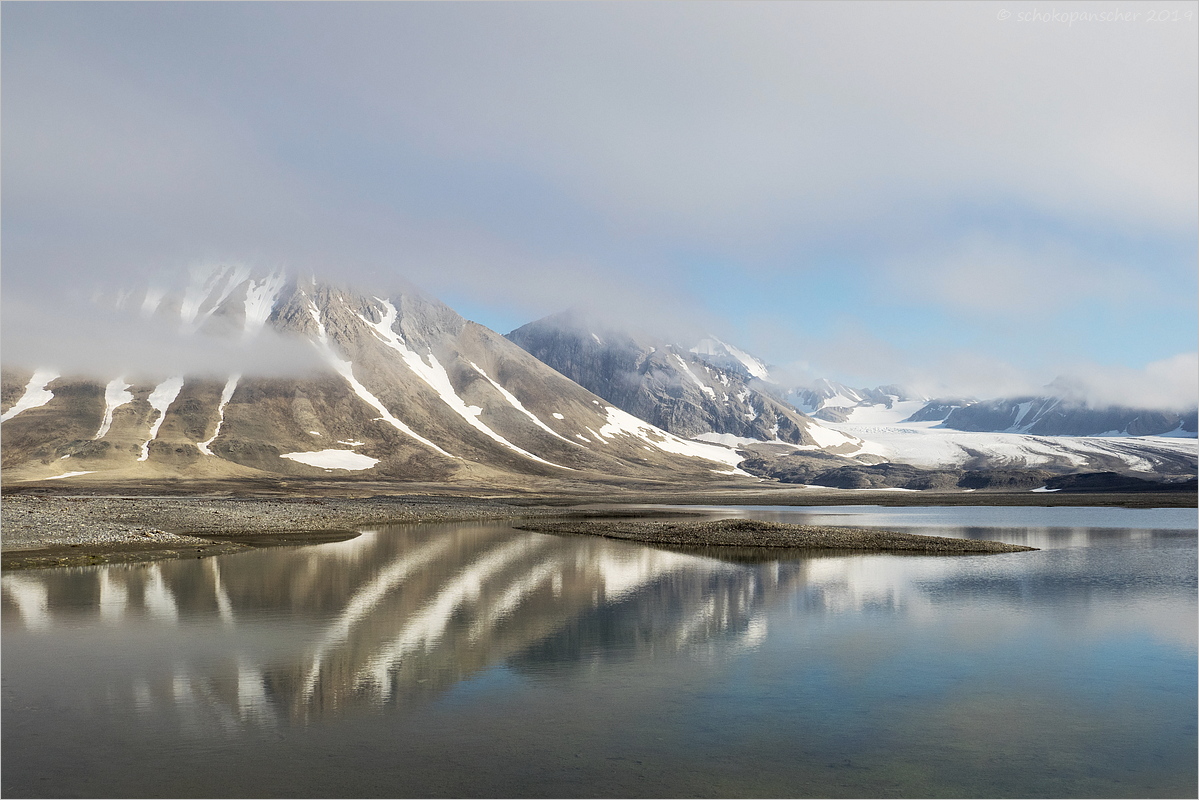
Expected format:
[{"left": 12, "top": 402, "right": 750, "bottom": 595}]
[{"left": 2, "top": 1, "right": 1197, "bottom": 407}]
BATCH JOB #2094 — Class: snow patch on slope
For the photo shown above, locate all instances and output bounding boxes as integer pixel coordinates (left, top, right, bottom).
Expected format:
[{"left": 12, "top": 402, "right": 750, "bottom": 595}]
[
  {"left": 306, "top": 298, "right": 455, "bottom": 459},
  {"left": 280, "top": 449, "right": 379, "bottom": 471},
  {"left": 243, "top": 270, "right": 286, "bottom": 338},
  {"left": 359, "top": 299, "right": 573, "bottom": 470},
  {"left": 198, "top": 374, "right": 240, "bottom": 456},
  {"left": 469, "top": 362, "right": 580, "bottom": 447},
  {"left": 95, "top": 378, "right": 135, "bottom": 439},
  {"left": 139, "top": 376, "right": 184, "bottom": 461},
  {"left": 181, "top": 265, "right": 251, "bottom": 332},
  {"left": 140, "top": 288, "right": 166, "bottom": 317},
  {"left": 672, "top": 354, "right": 716, "bottom": 399},
  {"left": 32, "top": 471, "right": 97, "bottom": 481},
  {"left": 598, "top": 405, "right": 747, "bottom": 473},
  {"left": 1010, "top": 400, "right": 1035, "bottom": 431},
  {"left": 694, "top": 432, "right": 763, "bottom": 447},
  {"left": 1, "top": 369, "right": 59, "bottom": 423}
]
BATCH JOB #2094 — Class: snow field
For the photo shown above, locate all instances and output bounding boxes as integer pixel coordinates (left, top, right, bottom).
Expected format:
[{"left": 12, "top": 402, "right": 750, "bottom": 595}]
[{"left": 820, "top": 416, "right": 1197, "bottom": 472}]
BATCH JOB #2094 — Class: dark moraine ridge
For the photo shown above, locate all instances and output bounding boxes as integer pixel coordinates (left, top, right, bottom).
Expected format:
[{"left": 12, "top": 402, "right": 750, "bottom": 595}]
[{"left": 517, "top": 518, "right": 1038, "bottom": 553}]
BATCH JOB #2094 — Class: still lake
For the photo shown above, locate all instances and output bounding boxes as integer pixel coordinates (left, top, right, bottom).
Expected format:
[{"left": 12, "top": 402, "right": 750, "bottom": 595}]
[{"left": 3, "top": 505, "right": 1196, "bottom": 798}]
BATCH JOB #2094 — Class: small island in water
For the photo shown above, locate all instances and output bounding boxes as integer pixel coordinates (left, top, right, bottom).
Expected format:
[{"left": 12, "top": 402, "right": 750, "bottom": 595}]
[{"left": 518, "top": 517, "right": 1038, "bottom": 554}]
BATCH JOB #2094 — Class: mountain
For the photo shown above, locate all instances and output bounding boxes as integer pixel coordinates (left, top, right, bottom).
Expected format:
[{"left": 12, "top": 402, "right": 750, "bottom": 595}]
[
  {"left": 748, "top": 384, "right": 1197, "bottom": 489},
  {"left": 505, "top": 311, "right": 1195, "bottom": 487},
  {"left": 505, "top": 311, "right": 857, "bottom": 451},
  {"left": 687, "top": 337, "right": 772, "bottom": 382},
  {"left": 912, "top": 396, "right": 1198, "bottom": 437},
  {"left": 784, "top": 380, "right": 924, "bottom": 423},
  {"left": 775, "top": 375, "right": 1196, "bottom": 440},
  {"left": 5, "top": 271, "right": 1194, "bottom": 493},
  {"left": 1, "top": 269, "right": 749, "bottom": 486}
]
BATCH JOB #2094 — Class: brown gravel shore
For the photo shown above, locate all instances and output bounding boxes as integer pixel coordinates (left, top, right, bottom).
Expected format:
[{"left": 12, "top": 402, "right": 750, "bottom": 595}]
[
  {"left": 0, "top": 494, "right": 540, "bottom": 569},
  {"left": 0, "top": 492, "right": 706, "bottom": 569},
  {"left": 516, "top": 518, "right": 1038, "bottom": 553}
]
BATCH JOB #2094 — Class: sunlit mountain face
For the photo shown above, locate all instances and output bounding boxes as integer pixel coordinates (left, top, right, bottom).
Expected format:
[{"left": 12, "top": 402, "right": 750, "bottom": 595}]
[{"left": 0, "top": 268, "right": 749, "bottom": 485}]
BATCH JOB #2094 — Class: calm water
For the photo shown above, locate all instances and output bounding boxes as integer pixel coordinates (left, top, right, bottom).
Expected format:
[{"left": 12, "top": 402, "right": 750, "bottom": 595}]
[{"left": 3, "top": 505, "right": 1195, "bottom": 798}]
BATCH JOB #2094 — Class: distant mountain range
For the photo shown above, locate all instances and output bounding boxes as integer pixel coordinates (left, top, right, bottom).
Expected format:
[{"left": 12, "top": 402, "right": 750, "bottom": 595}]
[
  {"left": 906, "top": 396, "right": 1197, "bottom": 437},
  {"left": 2, "top": 268, "right": 1194, "bottom": 490}
]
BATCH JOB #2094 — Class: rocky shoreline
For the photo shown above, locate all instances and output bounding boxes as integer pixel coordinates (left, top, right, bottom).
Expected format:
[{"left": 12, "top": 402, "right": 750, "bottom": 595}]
[{"left": 516, "top": 518, "right": 1038, "bottom": 553}]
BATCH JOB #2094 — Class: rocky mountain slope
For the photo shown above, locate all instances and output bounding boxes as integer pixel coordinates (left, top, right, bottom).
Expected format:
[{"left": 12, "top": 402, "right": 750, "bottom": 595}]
[
  {"left": 506, "top": 311, "right": 856, "bottom": 450},
  {"left": 1, "top": 270, "right": 750, "bottom": 486}
]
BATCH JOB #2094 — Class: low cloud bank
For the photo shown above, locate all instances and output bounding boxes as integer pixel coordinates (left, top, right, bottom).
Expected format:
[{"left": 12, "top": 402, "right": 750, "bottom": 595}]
[
  {"left": 1051, "top": 353, "right": 1198, "bottom": 411},
  {"left": 1, "top": 294, "right": 323, "bottom": 381},
  {"left": 769, "top": 342, "right": 1197, "bottom": 412}
]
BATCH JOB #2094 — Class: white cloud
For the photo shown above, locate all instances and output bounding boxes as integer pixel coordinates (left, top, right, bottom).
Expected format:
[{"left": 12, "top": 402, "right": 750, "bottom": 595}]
[
  {"left": 0, "top": 293, "right": 323, "bottom": 381},
  {"left": 884, "top": 232, "right": 1155, "bottom": 314},
  {"left": 1056, "top": 353, "right": 1199, "bottom": 410}
]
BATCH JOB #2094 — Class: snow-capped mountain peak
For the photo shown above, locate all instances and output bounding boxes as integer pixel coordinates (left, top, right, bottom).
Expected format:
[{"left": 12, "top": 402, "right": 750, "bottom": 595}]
[{"left": 688, "top": 337, "right": 773, "bottom": 382}]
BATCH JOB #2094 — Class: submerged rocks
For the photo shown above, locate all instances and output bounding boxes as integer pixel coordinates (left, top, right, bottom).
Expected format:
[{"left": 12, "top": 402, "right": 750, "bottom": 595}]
[{"left": 517, "top": 517, "right": 1037, "bottom": 553}]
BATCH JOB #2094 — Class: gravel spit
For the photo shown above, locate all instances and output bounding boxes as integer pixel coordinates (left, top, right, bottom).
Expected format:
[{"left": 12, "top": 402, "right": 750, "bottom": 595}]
[{"left": 517, "top": 518, "right": 1038, "bottom": 553}]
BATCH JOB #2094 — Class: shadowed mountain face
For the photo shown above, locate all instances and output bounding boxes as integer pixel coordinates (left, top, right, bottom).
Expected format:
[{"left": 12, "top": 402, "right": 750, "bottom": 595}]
[
  {"left": 506, "top": 311, "right": 851, "bottom": 449},
  {"left": 0, "top": 270, "right": 748, "bottom": 484}
]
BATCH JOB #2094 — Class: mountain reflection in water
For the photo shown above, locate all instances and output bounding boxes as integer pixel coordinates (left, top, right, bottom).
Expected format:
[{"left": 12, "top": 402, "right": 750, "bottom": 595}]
[
  {"left": 2, "top": 523, "right": 808, "bottom": 728},
  {"left": 3, "top": 510, "right": 1196, "bottom": 799}
]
